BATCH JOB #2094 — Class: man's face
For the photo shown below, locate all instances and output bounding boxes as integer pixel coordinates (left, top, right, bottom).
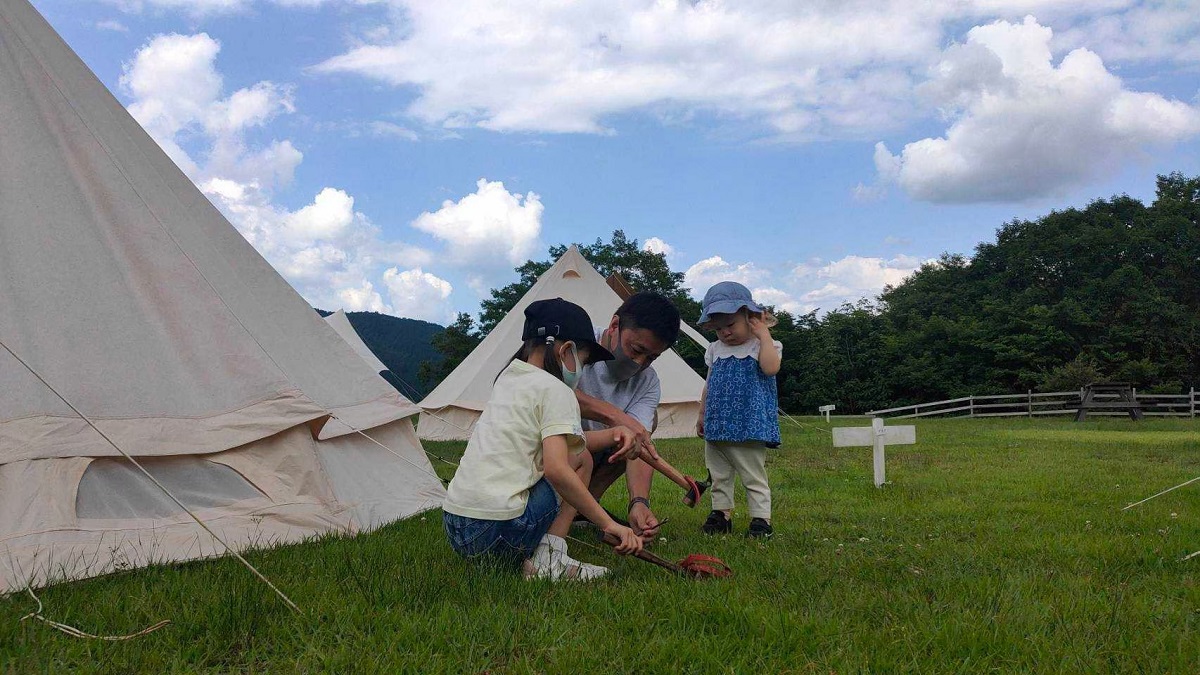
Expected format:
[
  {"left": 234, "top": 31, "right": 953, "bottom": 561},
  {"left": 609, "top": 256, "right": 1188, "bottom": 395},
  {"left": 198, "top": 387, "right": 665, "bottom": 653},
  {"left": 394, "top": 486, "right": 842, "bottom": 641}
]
[{"left": 608, "top": 316, "right": 669, "bottom": 371}]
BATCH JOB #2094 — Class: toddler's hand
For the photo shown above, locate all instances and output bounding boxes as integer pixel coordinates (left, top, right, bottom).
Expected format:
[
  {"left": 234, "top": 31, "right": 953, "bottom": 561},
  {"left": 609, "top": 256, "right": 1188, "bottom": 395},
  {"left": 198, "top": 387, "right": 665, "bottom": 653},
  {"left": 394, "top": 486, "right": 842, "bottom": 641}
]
[{"left": 748, "top": 314, "right": 772, "bottom": 339}]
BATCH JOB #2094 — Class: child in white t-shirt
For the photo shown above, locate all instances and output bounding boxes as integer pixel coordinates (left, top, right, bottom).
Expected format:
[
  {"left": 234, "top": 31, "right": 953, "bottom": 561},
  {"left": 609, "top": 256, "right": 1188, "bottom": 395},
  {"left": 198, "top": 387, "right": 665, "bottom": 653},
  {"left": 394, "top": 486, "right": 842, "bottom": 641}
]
[{"left": 443, "top": 298, "right": 644, "bottom": 580}]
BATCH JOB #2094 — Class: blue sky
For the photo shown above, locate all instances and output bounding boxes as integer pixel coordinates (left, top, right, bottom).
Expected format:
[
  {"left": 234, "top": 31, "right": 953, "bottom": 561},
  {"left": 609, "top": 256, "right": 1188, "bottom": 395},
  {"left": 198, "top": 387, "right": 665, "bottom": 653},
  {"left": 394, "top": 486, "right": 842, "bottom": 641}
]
[{"left": 30, "top": 0, "right": 1200, "bottom": 324}]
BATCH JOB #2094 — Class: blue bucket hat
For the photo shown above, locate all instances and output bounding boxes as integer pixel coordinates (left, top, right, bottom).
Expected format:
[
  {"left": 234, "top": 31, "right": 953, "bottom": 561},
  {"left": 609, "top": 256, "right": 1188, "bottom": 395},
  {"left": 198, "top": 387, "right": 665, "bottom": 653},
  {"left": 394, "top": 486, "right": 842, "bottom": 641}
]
[{"left": 698, "top": 281, "right": 763, "bottom": 325}]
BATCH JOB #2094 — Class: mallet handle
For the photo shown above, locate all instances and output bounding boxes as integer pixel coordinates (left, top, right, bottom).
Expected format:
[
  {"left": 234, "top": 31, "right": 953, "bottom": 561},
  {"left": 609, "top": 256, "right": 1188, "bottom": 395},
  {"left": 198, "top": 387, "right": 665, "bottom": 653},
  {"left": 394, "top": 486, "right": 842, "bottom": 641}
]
[
  {"left": 640, "top": 453, "right": 690, "bottom": 491},
  {"left": 601, "top": 532, "right": 684, "bottom": 575}
]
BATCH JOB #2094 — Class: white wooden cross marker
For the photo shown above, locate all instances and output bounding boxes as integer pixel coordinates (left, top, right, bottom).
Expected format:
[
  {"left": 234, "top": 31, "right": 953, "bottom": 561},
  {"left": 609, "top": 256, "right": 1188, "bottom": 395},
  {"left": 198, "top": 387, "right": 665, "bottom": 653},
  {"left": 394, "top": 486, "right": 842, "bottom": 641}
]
[
  {"left": 818, "top": 404, "right": 836, "bottom": 422},
  {"left": 831, "top": 418, "right": 916, "bottom": 487}
]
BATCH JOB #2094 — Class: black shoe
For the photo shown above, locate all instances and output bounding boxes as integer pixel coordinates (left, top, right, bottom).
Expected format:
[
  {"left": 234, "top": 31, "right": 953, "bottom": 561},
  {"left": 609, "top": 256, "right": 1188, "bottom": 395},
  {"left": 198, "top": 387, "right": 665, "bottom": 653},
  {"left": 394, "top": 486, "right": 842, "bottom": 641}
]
[
  {"left": 701, "top": 510, "right": 732, "bottom": 535},
  {"left": 746, "top": 518, "right": 774, "bottom": 539}
]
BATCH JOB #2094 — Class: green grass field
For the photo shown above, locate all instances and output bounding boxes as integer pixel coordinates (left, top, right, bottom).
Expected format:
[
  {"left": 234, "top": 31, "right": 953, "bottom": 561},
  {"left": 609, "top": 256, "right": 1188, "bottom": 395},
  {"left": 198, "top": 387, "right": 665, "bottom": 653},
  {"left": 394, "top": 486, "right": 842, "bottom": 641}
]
[{"left": 4, "top": 417, "right": 1200, "bottom": 673}]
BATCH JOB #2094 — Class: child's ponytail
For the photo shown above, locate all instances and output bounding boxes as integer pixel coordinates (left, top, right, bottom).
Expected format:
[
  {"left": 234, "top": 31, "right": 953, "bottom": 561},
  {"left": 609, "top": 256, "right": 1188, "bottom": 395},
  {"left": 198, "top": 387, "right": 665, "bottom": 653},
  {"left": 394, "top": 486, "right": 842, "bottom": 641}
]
[{"left": 501, "top": 337, "right": 565, "bottom": 384}]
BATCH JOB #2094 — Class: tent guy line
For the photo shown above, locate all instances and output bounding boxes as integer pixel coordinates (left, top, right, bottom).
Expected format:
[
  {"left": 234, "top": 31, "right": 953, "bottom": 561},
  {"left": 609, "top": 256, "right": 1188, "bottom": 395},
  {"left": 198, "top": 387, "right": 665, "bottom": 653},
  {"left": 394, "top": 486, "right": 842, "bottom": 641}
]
[
  {"left": 20, "top": 586, "right": 172, "bottom": 641},
  {"left": 0, "top": 337, "right": 303, "bottom": 614}
]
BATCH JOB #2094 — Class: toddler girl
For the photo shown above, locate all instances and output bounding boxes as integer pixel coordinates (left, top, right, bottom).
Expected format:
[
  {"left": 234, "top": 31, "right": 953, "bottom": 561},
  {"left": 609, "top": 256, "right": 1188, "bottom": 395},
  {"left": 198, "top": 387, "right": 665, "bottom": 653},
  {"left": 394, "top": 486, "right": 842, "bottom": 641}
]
[
  {"left": 695, "top": 282, "right": 781, "bottom": 539},
  {"left": 443, "top": 298, "right": 644, "bottom": 579}
]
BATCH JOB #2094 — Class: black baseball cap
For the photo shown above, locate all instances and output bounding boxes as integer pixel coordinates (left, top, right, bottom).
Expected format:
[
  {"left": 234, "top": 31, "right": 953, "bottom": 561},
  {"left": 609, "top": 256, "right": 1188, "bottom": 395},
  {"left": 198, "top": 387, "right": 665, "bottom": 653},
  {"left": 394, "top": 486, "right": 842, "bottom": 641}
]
[{"left": 522, "top": 298, "right": 615, "bottom": 364}]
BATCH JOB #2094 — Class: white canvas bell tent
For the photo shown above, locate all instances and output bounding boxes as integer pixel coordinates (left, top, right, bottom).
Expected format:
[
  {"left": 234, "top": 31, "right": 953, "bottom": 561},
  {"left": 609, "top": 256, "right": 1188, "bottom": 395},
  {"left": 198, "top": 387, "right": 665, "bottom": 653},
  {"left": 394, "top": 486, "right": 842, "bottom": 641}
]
[
  {"left": 325, "top": 310, "right": 389, "bottom": 374},
  {"left": 0, "top": 0, "right": 444, "bottom": 593},
  {"left": 324, "top": 309, "right": 428, "bottom": 402},
  {"left": 417, "top": 246, "right": 705, "bottom": 441}
]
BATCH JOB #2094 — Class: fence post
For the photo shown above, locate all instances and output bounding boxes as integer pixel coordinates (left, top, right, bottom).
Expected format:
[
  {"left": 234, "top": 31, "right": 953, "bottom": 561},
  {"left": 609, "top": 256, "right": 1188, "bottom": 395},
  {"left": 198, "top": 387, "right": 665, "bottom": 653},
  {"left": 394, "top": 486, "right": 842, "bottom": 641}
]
[
  {"left": 1028, "top": 389, "right": 1032, "bottom": 418},
  {"left": 969, "top": 396, "right": 974, "bottom": 418},
  {"left": 1192, "top": 387, "right": 1196, "bottom": 419}
]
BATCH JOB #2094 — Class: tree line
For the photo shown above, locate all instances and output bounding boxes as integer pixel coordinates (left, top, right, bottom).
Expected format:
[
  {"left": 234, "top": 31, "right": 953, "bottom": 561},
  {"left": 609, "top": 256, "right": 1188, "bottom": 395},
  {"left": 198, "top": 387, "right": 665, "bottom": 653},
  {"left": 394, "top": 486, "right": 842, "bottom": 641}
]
[{"left": 421, "top": 173, "right": 1200, "bottom": 414}]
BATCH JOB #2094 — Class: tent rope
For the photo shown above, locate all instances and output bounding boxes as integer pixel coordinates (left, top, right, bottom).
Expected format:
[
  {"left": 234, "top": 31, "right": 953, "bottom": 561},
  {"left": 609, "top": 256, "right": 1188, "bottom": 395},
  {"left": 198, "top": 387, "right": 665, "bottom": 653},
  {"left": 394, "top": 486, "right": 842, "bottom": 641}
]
[
  {"left": 777, "top": 408, "right": 827, "bottom": 432},
  {"left": 0, "top": 339, "right": 301, "bottom": 614},
  {"left": 1122, "top": 475, "right": 1200, "bottom": 511},
  {"left": 20, "top": 587, "right": 171, "bottom": 640},
  {"left": 325, "top": 413, "right": 453, "bottom": 486}
]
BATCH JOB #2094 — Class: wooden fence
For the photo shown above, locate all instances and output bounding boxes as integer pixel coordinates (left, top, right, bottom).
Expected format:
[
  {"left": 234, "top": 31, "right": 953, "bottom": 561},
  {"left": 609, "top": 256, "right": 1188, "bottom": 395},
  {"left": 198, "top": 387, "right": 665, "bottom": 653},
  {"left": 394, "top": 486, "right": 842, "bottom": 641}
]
[{"left": 865, "top": 388, "right": 1198, "bottom": 419}]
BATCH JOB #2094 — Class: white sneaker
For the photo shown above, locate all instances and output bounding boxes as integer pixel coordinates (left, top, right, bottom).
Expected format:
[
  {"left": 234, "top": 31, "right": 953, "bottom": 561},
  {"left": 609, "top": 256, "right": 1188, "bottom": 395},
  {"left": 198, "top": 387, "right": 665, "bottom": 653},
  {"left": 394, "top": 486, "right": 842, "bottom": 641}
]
[{"left": 522, "top": 534, "right": 608, "bottom": 581}]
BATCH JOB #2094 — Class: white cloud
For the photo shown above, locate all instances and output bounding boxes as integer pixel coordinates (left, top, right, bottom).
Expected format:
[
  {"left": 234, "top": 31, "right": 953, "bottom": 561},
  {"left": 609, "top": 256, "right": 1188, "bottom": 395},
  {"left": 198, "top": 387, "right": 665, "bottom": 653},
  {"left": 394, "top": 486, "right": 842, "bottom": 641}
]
[
  {"left": 309, "top": 2, "right": 1200, "bottom": 143},
  {"left": 285, "top": 187, "right": 356, "bottom": 242},
  {"left": 106, "top": 0, "right": 345, "bottom": 16},
  {"left": 313, "top": 1, "right": 953, "bottom": 138},
  {"left": 852, "top": 182, "right": 887, "bottom": 202},
  {"left": 96, "top": 19, "right": 129, "bottom": 32},
  {"left": 793, "top": 255, "right": 923, "bottom": 308},
  {"left": 411, "top": 178, "right": 543, "bottom": 268},
  {"left": 748, "top": 287, "right": 807, "bottom": 316},
  {"left": 105, "top": 0, "right": 253, "bottom": 17},
  {"left": 642, "top": 237, "right": 674, "bottom": 256},
  {"left": 382, "top": 268, "right": 455, "bottom": 323},
  {"left": 122, "top": 33, "right": 223, "bottom": 141},
  {"left": 875, "top": 16, "right": 1200, "bottom": 203},
  {"left": 683, "top": 255, "right": 767, "bottom": 295},
  {"left": 1055, "top": 3, "right": 1200, "bottom": 63},
  {"left": 682, "top": 252, "right": 925, "bottom": 315},
  {"left": 124, "top": 34, "right": 443, "bottom": 320},
  {"left": 369, "top": 121, "right": 420, "bottom": 141}
]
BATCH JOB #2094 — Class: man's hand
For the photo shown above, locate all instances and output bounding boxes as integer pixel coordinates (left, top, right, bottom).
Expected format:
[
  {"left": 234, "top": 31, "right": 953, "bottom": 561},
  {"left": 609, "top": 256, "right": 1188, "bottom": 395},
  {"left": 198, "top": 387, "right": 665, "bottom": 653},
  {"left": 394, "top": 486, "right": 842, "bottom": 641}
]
[
  {"left": 612, "top": 410, "right": 660, "bottom": 462},
  {"left": 605, "top": 425, "right": 641, "bottom": 463},
  {"left": 628, "top": 501, "right": 661, "bottom": 542},
  {"left": 695, "top": 416, "right": 705, "bottom": 438}
]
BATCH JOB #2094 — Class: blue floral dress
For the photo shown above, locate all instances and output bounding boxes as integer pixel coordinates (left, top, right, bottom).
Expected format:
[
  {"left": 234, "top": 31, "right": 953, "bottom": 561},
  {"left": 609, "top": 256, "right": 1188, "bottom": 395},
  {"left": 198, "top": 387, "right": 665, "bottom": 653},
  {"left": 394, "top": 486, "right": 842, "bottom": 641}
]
[{"left": 703, "top": 338, "right": 782, "bottom": 447}]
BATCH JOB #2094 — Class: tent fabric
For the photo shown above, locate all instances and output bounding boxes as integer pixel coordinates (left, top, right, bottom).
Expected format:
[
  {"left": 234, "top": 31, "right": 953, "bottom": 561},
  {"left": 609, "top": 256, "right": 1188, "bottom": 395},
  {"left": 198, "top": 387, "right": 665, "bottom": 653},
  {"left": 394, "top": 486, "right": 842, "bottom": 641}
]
[
  {"left": 324, "top": 310, "right": 388, "bottom": 374},
  {"left": 0, "top": 0, "right": 444, "bottom": 593},
  {"left": 417, "top": 246, "right": 705, "bottom": 440}
]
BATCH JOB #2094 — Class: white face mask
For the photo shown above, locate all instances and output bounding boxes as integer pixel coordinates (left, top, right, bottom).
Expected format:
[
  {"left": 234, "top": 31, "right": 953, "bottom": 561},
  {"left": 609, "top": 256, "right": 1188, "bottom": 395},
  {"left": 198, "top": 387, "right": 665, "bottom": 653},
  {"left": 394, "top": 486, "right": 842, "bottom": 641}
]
[
  {"left": 560, "top": 341, "right": 581, "bottom": 389},
  {"left": 608, "top": 325, "right": 642, "bottom": 382}
]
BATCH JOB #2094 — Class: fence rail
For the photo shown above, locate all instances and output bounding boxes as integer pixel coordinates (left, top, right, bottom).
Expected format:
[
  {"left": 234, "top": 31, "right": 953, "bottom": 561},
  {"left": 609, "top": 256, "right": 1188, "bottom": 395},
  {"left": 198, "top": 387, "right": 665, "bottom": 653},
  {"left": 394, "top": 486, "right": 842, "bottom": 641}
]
[{"left": 865, "top": 388, "right": 1198, "bottom": 419}]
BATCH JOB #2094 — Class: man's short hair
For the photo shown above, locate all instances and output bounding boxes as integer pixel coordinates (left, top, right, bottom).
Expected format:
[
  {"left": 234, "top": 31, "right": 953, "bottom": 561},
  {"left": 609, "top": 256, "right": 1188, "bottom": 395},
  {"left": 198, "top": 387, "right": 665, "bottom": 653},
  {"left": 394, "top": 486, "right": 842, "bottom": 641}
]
[{"left": 615, "top": 292, "right": 680, "bottom": 347}]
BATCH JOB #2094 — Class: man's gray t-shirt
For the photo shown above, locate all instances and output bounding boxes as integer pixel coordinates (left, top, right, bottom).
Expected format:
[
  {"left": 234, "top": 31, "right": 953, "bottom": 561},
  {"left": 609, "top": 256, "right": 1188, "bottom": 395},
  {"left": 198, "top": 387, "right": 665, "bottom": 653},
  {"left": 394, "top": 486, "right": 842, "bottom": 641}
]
[{"left": 578, "top": 328, "right": 661, "bottom": 432}]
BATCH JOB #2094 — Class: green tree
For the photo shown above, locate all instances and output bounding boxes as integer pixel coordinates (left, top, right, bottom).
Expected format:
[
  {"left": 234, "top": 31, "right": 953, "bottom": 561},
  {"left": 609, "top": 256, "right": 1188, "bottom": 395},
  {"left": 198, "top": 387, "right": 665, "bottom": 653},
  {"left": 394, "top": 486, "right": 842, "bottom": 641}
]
[
  {"left": 478, "top": 230, "right": 697, "bottom": 335},
  {"left": 418, "top": 312, "right": 481, "bottom": 390}
]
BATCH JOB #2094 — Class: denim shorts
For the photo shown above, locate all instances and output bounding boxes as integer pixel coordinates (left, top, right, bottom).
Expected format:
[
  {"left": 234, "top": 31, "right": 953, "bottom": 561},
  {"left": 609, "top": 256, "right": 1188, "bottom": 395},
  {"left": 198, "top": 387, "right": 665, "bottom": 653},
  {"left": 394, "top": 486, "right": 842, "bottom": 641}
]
[{"left": 443, "top": 477, "right": 560, "bottom": 567}]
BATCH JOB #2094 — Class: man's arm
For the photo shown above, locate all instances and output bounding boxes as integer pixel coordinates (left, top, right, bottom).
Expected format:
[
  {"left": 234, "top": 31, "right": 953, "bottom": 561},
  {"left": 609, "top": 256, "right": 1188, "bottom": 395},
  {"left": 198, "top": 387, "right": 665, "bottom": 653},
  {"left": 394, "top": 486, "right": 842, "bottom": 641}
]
[
  {"left": 623, "top": 375, "right": 661, "bottom": 540},
  {"left": 576, "top": 388, "right": 654, "bottom": 455}
]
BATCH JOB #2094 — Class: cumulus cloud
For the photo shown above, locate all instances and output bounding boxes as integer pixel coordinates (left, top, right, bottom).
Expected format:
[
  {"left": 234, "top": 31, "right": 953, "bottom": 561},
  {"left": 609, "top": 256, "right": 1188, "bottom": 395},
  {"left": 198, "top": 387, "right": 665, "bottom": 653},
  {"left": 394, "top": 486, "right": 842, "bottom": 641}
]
[
  {"left": 642, "top": 237, "right": 674, "bottom": 256},
  {"left": 683, "top": 256, "right": 768, "bottom": 296},
  {"left": 121, "top": 34, "right": 299, "bottom": 183},
  {"left": 313, "top": 1, "right": 954, "bottom": 137},
  {"left": 682, "top": 252, "right": 925, "bottom": 315},
  {"left": 411, "top": 178, "right": 543, "bottom": 268},
  {"left": 123, "top": 34, "right": 449, "bottom": 320},
  {"left": 875, "top": 16, "right": 1200, "bottom": 203},
  {"left": 382, "top": 268, "right": 455, "bottom": 323},
  {"left": 793, "top": 255, "right": 924, "bottom": 307}
]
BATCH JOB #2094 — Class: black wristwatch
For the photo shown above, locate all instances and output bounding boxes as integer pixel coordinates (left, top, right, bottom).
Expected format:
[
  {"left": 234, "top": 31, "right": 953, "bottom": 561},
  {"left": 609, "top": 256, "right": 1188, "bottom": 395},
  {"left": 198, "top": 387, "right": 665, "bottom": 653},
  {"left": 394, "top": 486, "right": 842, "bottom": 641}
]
[{"left": 628, "top": 496, "right": 651, "bottom": 512}]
